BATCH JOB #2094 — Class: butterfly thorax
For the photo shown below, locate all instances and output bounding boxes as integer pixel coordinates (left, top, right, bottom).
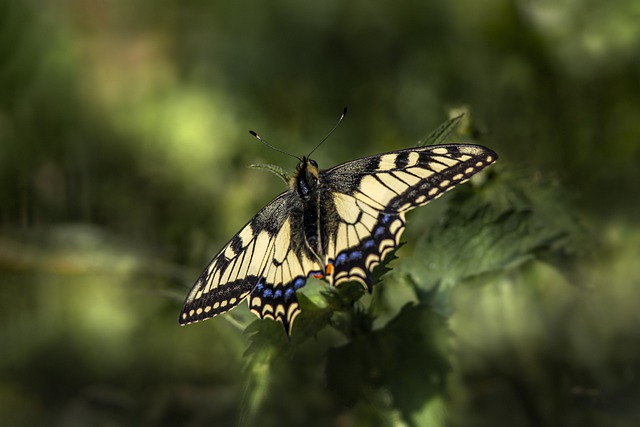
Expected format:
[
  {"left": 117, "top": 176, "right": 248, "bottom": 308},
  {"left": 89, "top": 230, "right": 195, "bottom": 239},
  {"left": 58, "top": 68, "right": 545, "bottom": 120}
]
[
  {"left": 290, "top": 157, "right": 320, "bottom": 201},
  {"left": 289, "top": 157, "right": 329, "bottom": 261}
]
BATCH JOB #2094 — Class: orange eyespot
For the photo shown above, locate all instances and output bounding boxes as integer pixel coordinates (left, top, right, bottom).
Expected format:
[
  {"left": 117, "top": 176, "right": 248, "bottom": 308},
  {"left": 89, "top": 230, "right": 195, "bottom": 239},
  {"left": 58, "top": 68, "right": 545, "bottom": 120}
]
[
  {"left": 312, "top": 272, "right": 323, "bottom": 279},
  {"left": 325, "top": 263, "right": 334, "bottom": 276}
]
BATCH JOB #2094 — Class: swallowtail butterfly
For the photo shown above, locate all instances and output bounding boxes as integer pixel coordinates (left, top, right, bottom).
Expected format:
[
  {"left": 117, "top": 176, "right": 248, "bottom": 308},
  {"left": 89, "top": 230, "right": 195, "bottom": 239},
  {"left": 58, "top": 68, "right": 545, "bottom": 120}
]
[{"left": 180, "top": 115, "right": 497, "bottom": 335}]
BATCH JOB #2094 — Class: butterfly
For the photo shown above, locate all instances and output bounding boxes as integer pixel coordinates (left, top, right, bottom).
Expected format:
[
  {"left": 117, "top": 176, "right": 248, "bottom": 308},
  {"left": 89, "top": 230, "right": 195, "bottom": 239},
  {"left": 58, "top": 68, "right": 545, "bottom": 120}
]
[{"left": 179, "top": 116, "right": 497, "bottom": 335}]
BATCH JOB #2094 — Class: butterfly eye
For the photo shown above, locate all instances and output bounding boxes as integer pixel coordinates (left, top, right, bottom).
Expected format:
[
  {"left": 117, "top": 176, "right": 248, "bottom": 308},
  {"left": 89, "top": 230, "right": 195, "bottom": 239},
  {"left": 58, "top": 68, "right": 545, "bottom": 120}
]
[{"left": 309, "top": 159, "right": 318, "bottom": 168}]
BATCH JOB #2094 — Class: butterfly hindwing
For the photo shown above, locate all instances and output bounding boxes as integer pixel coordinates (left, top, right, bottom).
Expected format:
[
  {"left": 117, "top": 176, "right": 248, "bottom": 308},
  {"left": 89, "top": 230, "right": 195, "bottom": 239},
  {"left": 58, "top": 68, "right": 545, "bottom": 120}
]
[
  {"left": 322, "top": 144, "right": 497, "bottom": 289},
  {"left": 325, "top": 195, "right": 405, "bottom": 291},
  {"left": 246, "top": 215, "right": 324, "bottom": 334}
]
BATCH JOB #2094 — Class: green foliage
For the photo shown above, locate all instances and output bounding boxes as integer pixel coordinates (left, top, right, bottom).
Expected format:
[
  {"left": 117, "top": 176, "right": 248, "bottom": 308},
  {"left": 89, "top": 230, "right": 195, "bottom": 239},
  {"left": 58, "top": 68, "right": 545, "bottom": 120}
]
[
  {"left": 236, "top": 112, "right": 635, "bottom": 424},
  {"left": 233, "top": 159, "right": 595, "bottom": 426},
  {"left": 249, "top": 163, "right": 292, "bottom": 185},
  {"left": 415, "top": 113, "right": 463, "bottom": 147},
  {"left": 327, "top": 304, "right": 450, "bottom": 423},
  {"left": 400, "top": 170, "right": 587, "bottom": 308}
]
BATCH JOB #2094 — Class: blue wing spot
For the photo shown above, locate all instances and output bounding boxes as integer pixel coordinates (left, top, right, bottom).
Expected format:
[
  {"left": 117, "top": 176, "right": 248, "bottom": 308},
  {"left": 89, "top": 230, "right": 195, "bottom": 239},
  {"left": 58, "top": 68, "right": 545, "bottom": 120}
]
[
  {"left": 364, "top": 239, "right": 375, "bottom": 249},
  {"left": 263, "top": 288, "right": 273, "bottom": 298},
  {"left": 374, "top": 226, "right": 386, "bottom": 238},
  {"left": 380, "top": 214, "right": 392, "bottom": 224},
  {"left": 285, "top": 288, "right": 295, "bottom": 301},
  {"left": 274, "top": 289, "right": 283, "bottom": 299},
  {"left": 335, "top": 253, "right": 348, "bottom": 266},
  {"left": 293, "top": 277, "right": 306, "bottom": 290},
  {"left": 349, "top": 251, "right": 363, "bottom": 261},
  {"left": 255, "top": 281, "right": 264, "bottom": 292}
]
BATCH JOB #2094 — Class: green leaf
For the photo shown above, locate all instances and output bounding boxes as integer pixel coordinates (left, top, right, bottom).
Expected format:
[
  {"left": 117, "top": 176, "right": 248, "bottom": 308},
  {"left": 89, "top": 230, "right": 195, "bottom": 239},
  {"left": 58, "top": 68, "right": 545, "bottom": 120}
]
[
  {"left": 398, "top": 169, "right": 590, "bottom": 313},
  {"left": 242, "top": 292, "right": 333, "bottom": 360},
  {"left": 321, "top": 281, "right": 366, "bottom": 313},
  {"left": 239, "top": 291, "right": 334, "bottom": 426},
  {"left": 249, "top": 163, "right": 291, "bottom": 185},
  {"left": 323, "top": 283, "right": 371, "bottom": 338},
  {"left": 239, "top": 345, "right": 274, "bottom": 427},
  {"left": 326, "top": 303, "right": 450, "bottom": 423},
  {"left": 415, "top": 114, "right": 463, "bottom": 147}
]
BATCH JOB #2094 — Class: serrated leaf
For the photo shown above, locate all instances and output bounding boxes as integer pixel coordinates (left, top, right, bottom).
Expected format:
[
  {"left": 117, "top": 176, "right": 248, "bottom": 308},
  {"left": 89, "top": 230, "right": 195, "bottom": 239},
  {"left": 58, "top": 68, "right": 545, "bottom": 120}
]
[
  {"left": 249, "top": 163, "right": 291, "bottom": 185},
  {"left": 321, "top": 281, "right": 366, "bottom": 312},
  {"left": 412, "top": 206, "right": 562, "bottom": 290},
  {"left": 399, "top": 170, "right": 588, "bottom": 310},
  {"left": 239, "top": 346, "right": 274, "bottom": 427},
  {"left": 290, "top": 292, "right": 334, "bottom": 339},
  {"left": 318, "top": 281, "right": 369, "bottom": 337},
  {"left": 242, "top": 292, "right": 333, "bottom": 359},
  {"left": 326, "top": 303, "right": 450, "bottom": 422},
  {"left": 239, "top": 292, "right": 333, "bottom": 426},
  {"left": 415, "top": 114, "right": 463, "bottom": 147}
]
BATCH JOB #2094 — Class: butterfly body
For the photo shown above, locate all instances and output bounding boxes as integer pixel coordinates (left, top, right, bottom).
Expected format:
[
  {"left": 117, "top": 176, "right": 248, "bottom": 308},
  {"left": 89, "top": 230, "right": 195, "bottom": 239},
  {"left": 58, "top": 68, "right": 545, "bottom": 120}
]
[{"left": 180, "top": 144, "right": 497, "bottom": 335}]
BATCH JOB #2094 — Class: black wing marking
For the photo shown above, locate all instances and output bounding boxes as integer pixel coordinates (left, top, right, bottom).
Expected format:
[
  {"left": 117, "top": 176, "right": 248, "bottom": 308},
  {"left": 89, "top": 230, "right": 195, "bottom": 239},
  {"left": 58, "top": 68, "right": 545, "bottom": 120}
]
[{"left": 322, "top": 144, "right": 497, "bottom": 290}]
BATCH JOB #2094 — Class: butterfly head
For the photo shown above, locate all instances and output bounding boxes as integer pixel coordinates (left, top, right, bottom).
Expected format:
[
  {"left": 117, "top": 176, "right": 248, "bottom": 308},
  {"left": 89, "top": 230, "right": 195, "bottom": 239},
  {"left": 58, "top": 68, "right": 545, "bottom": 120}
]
[{"left": 291, "top": 157, "right": 320, "bottom": 200}]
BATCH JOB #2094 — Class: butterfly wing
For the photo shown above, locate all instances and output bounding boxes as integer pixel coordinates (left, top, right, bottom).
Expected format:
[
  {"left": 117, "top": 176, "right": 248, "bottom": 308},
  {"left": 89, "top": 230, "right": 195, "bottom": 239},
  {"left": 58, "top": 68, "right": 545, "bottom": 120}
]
[
  {"left": 321, "top": 143, "right": 497, "bottom": 290},
  {"left": 179, "top": 192, "right": 323, "bottom": 334}
]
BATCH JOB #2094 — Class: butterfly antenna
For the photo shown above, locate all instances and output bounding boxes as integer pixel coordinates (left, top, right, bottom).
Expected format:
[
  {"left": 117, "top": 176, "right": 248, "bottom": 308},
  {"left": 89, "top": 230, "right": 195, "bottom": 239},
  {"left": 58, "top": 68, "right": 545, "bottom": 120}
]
[
  {"left": 249, "top": 130, "right": 302, "bottom": 162},
  {"left": 307, "top": 107, "right": 348, "bottom": 157}
]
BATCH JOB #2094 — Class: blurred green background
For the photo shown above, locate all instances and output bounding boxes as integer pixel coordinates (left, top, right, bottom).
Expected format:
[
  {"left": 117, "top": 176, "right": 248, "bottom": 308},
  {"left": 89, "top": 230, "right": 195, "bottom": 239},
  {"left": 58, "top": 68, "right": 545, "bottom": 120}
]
[{"left": 1, "top": 1, "right": 640, "bottom": 426}]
